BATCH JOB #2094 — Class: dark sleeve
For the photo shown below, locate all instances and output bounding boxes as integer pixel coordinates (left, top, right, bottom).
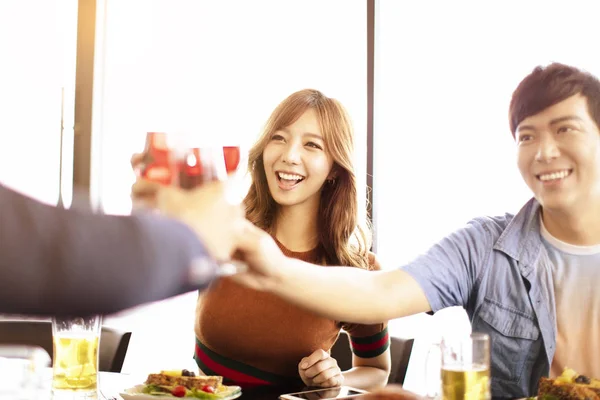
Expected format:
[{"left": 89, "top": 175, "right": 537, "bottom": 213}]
[
  {"left": 0, "top": 184, "right": 217, "bottom": 316},
  {"left": 344, "top": 326, "right": 390, "bottom": 359}
]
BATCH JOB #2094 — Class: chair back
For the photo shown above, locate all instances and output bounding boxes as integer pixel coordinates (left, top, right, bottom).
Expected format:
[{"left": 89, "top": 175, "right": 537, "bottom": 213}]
[
  {"left": 98, "top": 326, "right": 132, "bottom": 373},
  {"left": 0, "top": 319, "right": 131, "bottom": 373},
  {"left": 388, "top": 336, "right": 414, "bottom": 384}
]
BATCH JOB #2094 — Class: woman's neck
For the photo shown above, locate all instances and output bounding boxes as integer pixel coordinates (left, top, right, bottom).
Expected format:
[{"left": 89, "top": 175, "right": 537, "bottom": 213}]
[{"left": 274, "top": 203, "right": 320, "bottom": 252}]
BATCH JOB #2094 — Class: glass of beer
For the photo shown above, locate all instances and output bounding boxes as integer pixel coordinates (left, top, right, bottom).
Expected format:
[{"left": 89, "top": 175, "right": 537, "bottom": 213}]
[
  {"left": 51, "top": 315, "right": 101, "bottom": 397},
  {"left": 440, "top": 333, "right": 490, "bottom": 400}
]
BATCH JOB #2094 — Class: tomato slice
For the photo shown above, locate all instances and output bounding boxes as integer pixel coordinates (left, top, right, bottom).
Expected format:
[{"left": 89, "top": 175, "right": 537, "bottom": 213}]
[{"left": 201, "top": 385, "right": 216, "bottom": 393}]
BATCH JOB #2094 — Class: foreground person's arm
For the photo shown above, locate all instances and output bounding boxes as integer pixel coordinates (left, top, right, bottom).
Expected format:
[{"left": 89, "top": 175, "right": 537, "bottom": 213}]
[
  {"left": 233, "top": 218, "right": 490, "bottom": 324},
  {"left": 0, "top": 181, "right": 241, "bottom": 316},
  {"left": 231, "top": 223, "right": 430, "bottom": 324}
]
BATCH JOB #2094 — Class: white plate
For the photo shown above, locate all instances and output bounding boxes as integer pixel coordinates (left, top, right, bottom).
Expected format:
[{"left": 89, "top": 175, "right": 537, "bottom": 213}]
[{"left": 120, "top": 384, "right": 242, "bottom": 400}]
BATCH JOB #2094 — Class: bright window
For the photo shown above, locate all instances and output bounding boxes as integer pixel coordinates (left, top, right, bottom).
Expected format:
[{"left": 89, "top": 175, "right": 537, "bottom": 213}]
[
  {"left": 96, "top": 0, "right": 367, "bottom": 373},
  {"left": 374, "top": 1, "right": 600, "bottom": 394},
  {"left": 0, "top": 0, "right": 78, "bottom": 204},
  {"left": 374, "top": 0, "right": 600, "bottom": 268},
  {"left": 95, "top": 0, "right": 367, "bottom": 217}
]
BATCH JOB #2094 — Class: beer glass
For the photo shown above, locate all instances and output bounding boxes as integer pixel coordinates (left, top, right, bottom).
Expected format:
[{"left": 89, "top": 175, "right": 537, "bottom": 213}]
[
  {"left": 51, "top": 315, "right": 102, "bottom": 397},
  {"left": 426, "top": 333, "right": 491, "bottom": 400}
]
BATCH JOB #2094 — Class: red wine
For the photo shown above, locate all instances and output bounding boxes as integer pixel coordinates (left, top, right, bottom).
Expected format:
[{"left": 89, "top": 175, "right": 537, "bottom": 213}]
[
  {"left": 140, "top": 132, "right": 173, "bottom": 185},
  {"left": 223, "top": 146, "right": 241, "bottom": 173},
  {"left": 176, "top": 148, "right": 219, "bottom": 189}
]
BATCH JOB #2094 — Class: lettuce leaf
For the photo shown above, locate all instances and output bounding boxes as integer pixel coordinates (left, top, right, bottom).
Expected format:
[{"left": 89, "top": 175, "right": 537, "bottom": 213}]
[
  {"left": 188, "top": 389, "right": 222, "bottom": 399},
  {"left": 142, "top": 385, "right": 167, "bottom": 394},
  {"left": 189, "top": 386, "right": 241, "bottom": 399}
]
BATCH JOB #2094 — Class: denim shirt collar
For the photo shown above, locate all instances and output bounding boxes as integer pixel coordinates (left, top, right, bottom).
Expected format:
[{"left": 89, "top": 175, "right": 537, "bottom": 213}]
[{"left": 493, "top": 197, "right": 543, "bottom": 273}]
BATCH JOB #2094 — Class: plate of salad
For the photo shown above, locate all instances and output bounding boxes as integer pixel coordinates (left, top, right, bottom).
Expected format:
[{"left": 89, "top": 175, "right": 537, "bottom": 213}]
[{"left": 120, "top": 369, "right": 241, "bottom": 400}]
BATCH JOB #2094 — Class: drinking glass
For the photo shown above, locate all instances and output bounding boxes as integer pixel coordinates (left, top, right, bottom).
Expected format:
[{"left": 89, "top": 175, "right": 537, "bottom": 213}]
[
  {"left": 171, "top": 140, "right": 248, "bottom": 277},
  {"left": 137, "top": 132, "right": 174, "bottom": 186},
  {"left": 135, "top": 132, "right": 247, "bottom": 197},
  {"left": 223, "top": 145, "right": 241, "bottom": 174},
  {"left": 135, "top": 132, "right": 249, "bottom": 276},
  {"left": 51, "top": 315, "right": 102, "bottom": 398},
  {"left": 425, "top": 333, "right": 491, "bottom": 400},
  {"left": 173, "top": 146, "right": 228, "bottom": 189}
]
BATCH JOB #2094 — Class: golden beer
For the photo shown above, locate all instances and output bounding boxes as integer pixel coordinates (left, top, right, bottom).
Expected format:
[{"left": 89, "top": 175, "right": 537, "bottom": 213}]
[
  {"left": 441, "top": 365, "right": 490, "bottom": 400},
  {"left": 52, "top": 335, "right": 99, "bottom": 391}
]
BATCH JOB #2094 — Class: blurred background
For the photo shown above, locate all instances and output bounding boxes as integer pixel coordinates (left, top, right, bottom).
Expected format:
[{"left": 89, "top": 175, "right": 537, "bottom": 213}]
[{"left": 1, "top": 0, "right": 598, "bottom": 391}]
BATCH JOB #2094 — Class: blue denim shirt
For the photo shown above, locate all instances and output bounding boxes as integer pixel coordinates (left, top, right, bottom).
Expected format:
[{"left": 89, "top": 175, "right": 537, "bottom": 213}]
[{"left": 402, "top": 198, "right": 555, "bottom": 399}]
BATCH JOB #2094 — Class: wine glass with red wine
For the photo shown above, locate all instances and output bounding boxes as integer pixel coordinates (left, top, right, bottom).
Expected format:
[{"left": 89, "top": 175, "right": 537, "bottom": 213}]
[
  {"left": 174, "top": 143, "right": 247, "bottom": 276},
  {"left": 138, "top": 133, "right": 247, "bottom": 276}
]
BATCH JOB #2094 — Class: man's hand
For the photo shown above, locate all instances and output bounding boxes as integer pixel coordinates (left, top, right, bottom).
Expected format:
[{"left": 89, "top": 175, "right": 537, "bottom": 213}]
[
  {"left": 299, "top": 349, "right": 344, "bottom": 388},
  {"left": 131, "top": 178, "right": 245, "bottom": 261},
  {"left": 228, "top": 221, "right": 288, "bottom": 291}
]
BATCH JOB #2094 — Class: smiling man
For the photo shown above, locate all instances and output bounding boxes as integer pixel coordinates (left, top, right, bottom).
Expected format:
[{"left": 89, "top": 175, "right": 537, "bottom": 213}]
[
  {"left": 229, "top": 63, "right": 600, "bottom": 399},
  {"left": 511, "top": 77, "right": 600, "bottom": 380}
]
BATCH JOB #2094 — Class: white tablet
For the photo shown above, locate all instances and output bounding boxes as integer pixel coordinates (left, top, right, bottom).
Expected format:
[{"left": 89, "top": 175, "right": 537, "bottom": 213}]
[{"left": 279, "top": 386, "right": 368, "bottom": 400}]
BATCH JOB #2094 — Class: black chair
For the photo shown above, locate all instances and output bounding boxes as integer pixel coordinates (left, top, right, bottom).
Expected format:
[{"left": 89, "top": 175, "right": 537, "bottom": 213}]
[
  {"left": 388, "top": 336, "right": 414, "bottom": 384},
  {"left": 0, "top": 319, "right": 131, "bottom": 373},
  {"left": 330, "top": 331, "right": 414, "bottom": 385}
]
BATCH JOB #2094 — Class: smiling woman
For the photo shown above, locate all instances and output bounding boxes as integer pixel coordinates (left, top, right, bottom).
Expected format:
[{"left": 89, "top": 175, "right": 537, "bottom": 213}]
[
  {"left": 245, "top": 89, "right": 369, "bottom": 266},
  {"left": 90, "top": 0, "right": 367, "bottom": 376},
  {"left": 262, "top": 108, "right": 335, "bottom": 212},
  {"left": 194, "top": 89, "right": 391, "bottom": 390}
]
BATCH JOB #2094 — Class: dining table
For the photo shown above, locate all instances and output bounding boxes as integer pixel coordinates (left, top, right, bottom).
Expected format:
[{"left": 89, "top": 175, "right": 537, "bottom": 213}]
[{"left": 34, "top": 370, "right": 309, "bottom": 400}]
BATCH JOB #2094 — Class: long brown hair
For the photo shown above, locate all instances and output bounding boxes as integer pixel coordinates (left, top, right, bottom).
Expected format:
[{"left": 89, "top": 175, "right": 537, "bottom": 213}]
[{"left": 244, "top": 89, "right": 372, "bottom": 270}]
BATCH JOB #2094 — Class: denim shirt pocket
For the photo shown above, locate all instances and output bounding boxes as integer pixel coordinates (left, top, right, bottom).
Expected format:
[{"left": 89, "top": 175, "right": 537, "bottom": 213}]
[{"left": 475, "top": 298, "right": 541, "bottom": 390}]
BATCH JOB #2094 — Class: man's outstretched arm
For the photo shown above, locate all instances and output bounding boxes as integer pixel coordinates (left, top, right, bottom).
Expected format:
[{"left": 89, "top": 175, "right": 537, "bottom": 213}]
[
  {"left": 0, "top": 183, "right": 226, "bottom": 315},
  {"left": 231, "top": 222, "right": 432, "bottom": 324}
]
